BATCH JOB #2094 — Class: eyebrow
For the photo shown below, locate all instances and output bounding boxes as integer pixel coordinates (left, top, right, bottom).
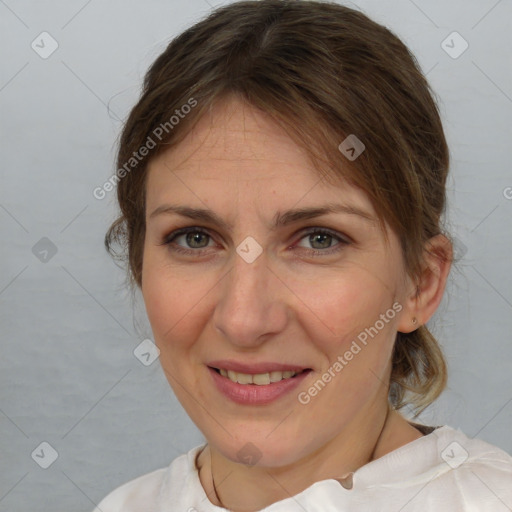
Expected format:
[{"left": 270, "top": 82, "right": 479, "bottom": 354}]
[{"left": 149, "top": 202, "right": 374, "bottom": 230}]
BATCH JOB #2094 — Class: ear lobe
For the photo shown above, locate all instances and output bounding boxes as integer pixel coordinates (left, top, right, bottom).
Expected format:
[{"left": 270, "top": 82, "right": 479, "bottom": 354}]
[{"left": 397, "top": 234, "right": 452, "bottom": 333}]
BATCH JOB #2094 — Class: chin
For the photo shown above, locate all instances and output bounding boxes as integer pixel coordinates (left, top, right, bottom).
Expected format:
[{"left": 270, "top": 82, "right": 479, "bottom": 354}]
[{"left": 208, "top": 429, "right": 311, "bottom": 469}]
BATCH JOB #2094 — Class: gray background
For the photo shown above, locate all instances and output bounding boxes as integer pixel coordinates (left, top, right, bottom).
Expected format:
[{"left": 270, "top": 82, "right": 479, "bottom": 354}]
[{"left": 1, "top": 0, "right": 511, "bottom": 510}]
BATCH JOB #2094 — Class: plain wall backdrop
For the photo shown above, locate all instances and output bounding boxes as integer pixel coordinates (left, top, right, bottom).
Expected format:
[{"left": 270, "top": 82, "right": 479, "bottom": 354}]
[{"left": 1, "top": 0, "right": 511, "bottom": 510}]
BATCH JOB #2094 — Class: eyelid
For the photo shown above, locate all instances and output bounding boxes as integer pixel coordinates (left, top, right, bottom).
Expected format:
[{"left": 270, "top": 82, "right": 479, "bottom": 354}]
[
  {"left": 296, "top": 226, "right": 352, "bottom": 245},
  {"left": 292, "top": 227, "right": 351, "bottom": 255},
  {"left": 160, "top": 226, "right": 213, "bottom": 246},
  {"left": 160, "top": 225, "right": 351, "bottom": 257}
]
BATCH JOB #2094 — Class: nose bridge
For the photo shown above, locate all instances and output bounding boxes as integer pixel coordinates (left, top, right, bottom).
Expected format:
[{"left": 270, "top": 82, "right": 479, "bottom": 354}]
[{"left": 214, "top": 245, "right": 287, "bottom": 346}]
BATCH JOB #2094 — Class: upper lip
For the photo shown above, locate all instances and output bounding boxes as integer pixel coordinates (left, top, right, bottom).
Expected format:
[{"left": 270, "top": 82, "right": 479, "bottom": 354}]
[{"left": 208, "top": 360, "right": 311, "bottom": 374}]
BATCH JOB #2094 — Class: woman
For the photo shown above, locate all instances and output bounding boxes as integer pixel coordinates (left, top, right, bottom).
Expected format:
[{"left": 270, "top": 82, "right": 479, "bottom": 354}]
[{"left": 95, "top": 0, "right": 512, "bottom": 510}]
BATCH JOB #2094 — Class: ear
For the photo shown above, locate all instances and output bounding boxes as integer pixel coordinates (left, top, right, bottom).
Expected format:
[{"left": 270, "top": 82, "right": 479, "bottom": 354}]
[{"left": 397, "top": 234, "right": 453, "bottom": 333}]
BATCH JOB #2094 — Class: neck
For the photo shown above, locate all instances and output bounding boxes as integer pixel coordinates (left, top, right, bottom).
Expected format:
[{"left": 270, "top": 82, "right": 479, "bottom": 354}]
[{"left": 196, "top": 402, "right": 423, "bottom": 511}]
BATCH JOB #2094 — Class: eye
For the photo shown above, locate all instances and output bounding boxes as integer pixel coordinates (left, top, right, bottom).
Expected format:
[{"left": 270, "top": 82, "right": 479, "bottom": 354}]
[
  {"left": 160, "top": 226, "right": 350, "bottom": 257},
  {"left": 161, "top": 227, "right": 216, "bottom": 255},
  {"left": 294, "top": 228, "right": 350, "bottom": 255}
]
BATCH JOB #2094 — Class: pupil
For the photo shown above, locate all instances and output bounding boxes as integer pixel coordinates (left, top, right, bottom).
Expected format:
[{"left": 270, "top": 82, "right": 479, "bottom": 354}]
[
  {"left": 312, "top": 233, "right": 331, "bottom": 249},
  {"left": 187, "top": 232, "right": 208, "bottom": 248}
]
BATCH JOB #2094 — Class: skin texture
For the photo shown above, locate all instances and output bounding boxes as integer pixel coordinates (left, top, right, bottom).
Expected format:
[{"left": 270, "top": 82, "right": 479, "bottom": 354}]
[{"left": 141, "top": 97, "right": 452, "bottom": 511}]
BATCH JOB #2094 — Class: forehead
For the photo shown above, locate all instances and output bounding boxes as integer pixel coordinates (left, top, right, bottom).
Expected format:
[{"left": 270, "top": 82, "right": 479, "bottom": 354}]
[
  {"left": 146, "top": 97, "right": 373, "bottom": 213},
  {"left": 191, "top": 99, "right": 289, "bottom": 161}
]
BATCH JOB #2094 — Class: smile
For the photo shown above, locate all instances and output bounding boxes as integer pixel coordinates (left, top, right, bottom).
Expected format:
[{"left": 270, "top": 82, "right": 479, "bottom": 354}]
[
  {"left": 213, "top": 368, "right": 307, "bottom": 385},
  {"left": 207, "top": 365, "right": 312, "bottom": 405}
]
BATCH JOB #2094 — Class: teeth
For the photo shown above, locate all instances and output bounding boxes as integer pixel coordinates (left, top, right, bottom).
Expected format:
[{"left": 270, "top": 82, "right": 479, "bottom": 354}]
[
  {"left": 253, "top": 373, "right": 271, "bottom": 385},
  {"left": 236, "top": 372, "right": 253, "bottom": 385},
  {"left": 218, "top": 369, "right": 299, "bottom": 385},
  {"left": 269, "top": 371, "right": 283, "bottom": 383}
]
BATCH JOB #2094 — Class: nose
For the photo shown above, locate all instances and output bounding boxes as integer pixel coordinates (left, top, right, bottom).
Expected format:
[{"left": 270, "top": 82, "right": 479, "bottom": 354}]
[{"left": 213, "top": 247, "right": 289, "bottom": 348}]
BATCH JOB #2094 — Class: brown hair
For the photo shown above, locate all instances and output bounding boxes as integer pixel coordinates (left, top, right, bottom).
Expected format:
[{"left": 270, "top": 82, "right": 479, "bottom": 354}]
[{"left": 106, "top": 0, "right": 450, "bottom": 416}]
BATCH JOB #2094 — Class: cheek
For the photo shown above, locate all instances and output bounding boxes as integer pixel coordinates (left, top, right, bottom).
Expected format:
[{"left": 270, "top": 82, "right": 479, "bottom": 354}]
[
  {"left": 292, "top": 266, "right": 400, "bottom": 398},
  {"left": 141, "top": 258, "right": 207, "bottom": 354},
  {"left": 289, "top": 264, "right": 398, "bottom": 343}
]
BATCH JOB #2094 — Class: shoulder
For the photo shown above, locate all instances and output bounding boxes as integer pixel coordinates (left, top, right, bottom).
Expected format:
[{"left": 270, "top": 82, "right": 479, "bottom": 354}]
[
  {"left": 91, "top": 444, "right": 205, "bottom": 512},
  {"left": 425, "top": 425, "right": 512, "bottom": 508},
  {"left": 358, "top": 425, "right": 512, "bottom": 510},
  {"left": 433, "top": 425, "right": 512, "bottom": 472}
]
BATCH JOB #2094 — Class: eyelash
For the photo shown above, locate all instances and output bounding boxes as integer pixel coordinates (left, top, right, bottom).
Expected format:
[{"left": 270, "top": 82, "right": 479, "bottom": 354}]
[{"left": 160, "top": 226, "right": 350, "bottom": 257}]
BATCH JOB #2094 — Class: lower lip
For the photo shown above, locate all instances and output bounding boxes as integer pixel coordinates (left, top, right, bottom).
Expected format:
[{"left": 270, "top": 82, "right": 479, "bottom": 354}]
[{"left": 208, "top": 366, "right": 312, "bottom": 405}]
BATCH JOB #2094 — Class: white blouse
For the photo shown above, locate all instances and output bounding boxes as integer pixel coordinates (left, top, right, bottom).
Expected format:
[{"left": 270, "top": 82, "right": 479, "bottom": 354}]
[{"left": 92, "top": 425, "right": 512, "bottom": 511}]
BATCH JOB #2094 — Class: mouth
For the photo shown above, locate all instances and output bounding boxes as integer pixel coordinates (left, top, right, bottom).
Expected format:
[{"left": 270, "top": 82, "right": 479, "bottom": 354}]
[
  {"left": 206, "top": 359, "right": 314, "bottom": 405},
  {"left": 209, "top": 366, "right": 312, "bottom": 385}
]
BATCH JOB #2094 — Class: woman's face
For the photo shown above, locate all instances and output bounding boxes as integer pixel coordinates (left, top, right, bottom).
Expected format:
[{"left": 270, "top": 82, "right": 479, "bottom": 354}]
[{"left": 142, "top": 98, "right": 413, "bottom": 467}]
